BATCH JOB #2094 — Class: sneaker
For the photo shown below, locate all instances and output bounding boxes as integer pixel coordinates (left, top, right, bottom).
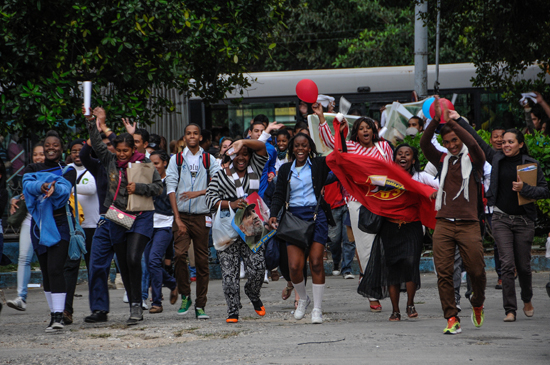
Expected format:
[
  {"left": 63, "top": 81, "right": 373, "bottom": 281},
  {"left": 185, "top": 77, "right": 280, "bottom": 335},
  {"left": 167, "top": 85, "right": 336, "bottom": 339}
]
[
  {"left": 311, "top": 308, "right": 323, "bottom": 324},
  {"left": 456, "top": 304, "right": 462, "bottom": 312},
  {"left": 46, "top": 312, "right": 64, "bottom": 333},
  {"left": 226, "top": 315, "right": 238, "bottom": 323},
  {"left": 294, "top": 296, "right": 311, "bottom": 320},
  {"left": 63, "top": 310, "right": 73, "bottom": 325},
  {"left": 264, "top": 270, "right": 269, "bottom": 284},
  {"left": 84, "top": 310, "right": 108, "bottom": 323},
  {"left": 495, "top": 279, "right": 502, "bottom": 290},
  {"left": 45, "top": 313, "right": 54, "bottom": 332},
  {"left": 472, "top": 306, "right": 484, "bottom": 328},
  {"left": 332, "top": 263, "right": 341, "bottom": 276},
  {"left": 170, "top": 287, "right": 178, "bottom": 305},
  {"left": 123, "top": 291, "right": 129, "bottom": 303},
  {"left": 190, "top": 277, "right": 197, "bottom": 282},
  {"left": 252, "top": 300, "right": 266, "bottom": 317},
  {"left": 343, "top": 272, "right": 355, "bottom": 280},
  {"left": 7, "top": 297, "right": 26, "bottom": 311},
  {"left": 141, "top": 300, "right": 149, "bottom": 310},
  {"left": 127, "top": 308, "right": 143, "bottom": 325},
  {"left": 443, "top": 316, "right": 461, "bottom": 335},
  {"left": 178, "top": 295, "right": 192, "bottom": 315},
  {"left": 195, "top": 307, "right": 210, "bottom": 319}
]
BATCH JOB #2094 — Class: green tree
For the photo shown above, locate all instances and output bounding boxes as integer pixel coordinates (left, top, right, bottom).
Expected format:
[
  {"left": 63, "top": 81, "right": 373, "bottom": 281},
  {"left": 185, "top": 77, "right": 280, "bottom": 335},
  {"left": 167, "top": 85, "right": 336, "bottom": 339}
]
[{"left": 0, "top": 0, "right": 284, "bottom": 135}]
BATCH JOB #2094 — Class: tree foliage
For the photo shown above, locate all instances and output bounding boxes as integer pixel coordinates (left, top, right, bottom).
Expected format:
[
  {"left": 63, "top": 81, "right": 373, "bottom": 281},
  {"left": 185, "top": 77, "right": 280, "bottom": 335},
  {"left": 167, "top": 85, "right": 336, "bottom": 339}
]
[
  {"left": 0, "top": 0, "right": 284, "bottom": 135},
  {"left": 430, "top": 0, "right": 550, "bottom": 96}
]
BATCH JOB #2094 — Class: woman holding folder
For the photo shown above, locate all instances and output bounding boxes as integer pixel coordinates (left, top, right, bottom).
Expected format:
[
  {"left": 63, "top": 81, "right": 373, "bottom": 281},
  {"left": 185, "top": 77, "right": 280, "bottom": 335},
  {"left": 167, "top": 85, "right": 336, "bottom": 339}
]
[
  {"left": 452, "top": 112, "right": 550, "bottom": 322},
  {"left": 84, "top": 115, "right": 162, "bottom": 325}
]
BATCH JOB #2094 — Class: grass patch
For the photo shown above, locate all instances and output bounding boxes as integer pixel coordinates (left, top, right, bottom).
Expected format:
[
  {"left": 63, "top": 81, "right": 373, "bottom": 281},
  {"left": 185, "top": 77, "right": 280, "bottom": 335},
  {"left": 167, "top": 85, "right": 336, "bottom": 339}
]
[{"left": 90, "top": 333, "right": 111, "bottom": 339}]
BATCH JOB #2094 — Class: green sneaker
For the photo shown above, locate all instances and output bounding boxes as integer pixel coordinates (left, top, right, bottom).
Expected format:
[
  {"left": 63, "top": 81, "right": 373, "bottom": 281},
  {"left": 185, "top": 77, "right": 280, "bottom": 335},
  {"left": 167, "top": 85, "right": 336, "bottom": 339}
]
[
  {"left": 177, "top": 295, "right": 192, "bottom": 315},
  {"left": 195, "top": 307, "right": 210, "bottom": 320},
  {"left": 472, "top": 306, "right": 484, "bottom": 328},
  {"left": 443, "top": 316, "right": 461, "bottom": 335}
]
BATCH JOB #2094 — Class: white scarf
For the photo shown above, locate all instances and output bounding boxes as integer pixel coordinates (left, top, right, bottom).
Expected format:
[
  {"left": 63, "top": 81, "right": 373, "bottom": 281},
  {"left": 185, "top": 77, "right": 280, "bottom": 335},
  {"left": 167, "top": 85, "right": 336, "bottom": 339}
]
[
  {"left": 435, "top": 144, "right": 472, "bottom": 211},
  {"left": 230, "top": 164, "right": 259, "bottom": 198}
]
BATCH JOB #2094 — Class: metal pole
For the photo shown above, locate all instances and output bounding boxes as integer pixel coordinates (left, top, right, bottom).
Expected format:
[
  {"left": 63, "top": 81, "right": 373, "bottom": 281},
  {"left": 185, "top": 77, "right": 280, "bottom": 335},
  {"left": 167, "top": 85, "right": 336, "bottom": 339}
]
[
  {"left": 414, "top": 0, "right": 428, "bottom": 98},
  {"left": 434, "top": 0, "right": 441, "bottom": 94}
]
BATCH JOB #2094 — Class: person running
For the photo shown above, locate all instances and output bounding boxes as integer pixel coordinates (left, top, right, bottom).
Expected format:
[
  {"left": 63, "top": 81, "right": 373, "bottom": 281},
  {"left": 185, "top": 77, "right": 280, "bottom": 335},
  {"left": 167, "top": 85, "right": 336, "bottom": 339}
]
[
  {"left": 453, "top": 113, "right": 550, "bottom": 322},
  {"left": 205, "top": 139, "right": 268, "bottom": 323},
  {"left": 269, "top": 133, "right": 333, "bottom": 324},
  {"left": 315, "top": 103, "right": 393, "bottom": 312},
  {"left": 84, "top": 116, "right": 163, "bottom": 325},
  {"left": 166, "top": 124, "right": 220, "bottom": 319},
  {"left": 22, "top": 131, "right": 76, "bottom": 333},
  {"left": 384, "top": 144, "right": 439, "bottom": 321},
  {"left": 6, "top": 143, "right": 45, "bottom": 312},
  {"left": 420, "top": 97, "right": 487, "bottom": 335},
  {"left": 144, "top": 150, "right": 178, "bottom": 313}
]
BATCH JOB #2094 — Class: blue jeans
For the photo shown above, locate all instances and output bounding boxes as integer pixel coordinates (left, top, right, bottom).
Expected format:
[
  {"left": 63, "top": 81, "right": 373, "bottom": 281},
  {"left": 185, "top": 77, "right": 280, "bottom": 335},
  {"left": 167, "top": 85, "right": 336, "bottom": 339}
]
[
  {"left": 328, "top": 205, "right": 356, "bottom": 273},
  {"left": 141, "top": 254, "right": 150, "bottom": 301},
  {"left": 17, "top": 224, "right": 34, "bottom": 301},
  {"left": 144, "top": 228, "right": 177, "bottom": 307}
]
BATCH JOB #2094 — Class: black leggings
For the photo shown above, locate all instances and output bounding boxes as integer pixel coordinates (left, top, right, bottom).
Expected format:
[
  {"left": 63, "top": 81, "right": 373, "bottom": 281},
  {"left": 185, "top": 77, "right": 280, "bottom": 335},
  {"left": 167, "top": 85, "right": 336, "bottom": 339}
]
[
  {"left": 115, "top": 233, "right": 149, "bottom": 306},
  {"left": 37, "top": 240, "right": 70, "bottom": 293}
]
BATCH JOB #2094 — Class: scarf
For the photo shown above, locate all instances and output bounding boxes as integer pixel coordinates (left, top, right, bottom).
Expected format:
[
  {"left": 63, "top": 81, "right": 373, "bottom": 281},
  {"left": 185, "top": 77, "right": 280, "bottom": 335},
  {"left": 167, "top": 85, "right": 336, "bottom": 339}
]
[
  {"left": 277, "top": 149, "right": 287, "bottom": 160},
  {"left": 230, "top": 163, "right": 259, "bottom": 198},
  {"left": 435, "top": 143, "right": 472, "bottom": 211},
  {"left": 116, "top": 152, "right": 146, "bottom": 169}
]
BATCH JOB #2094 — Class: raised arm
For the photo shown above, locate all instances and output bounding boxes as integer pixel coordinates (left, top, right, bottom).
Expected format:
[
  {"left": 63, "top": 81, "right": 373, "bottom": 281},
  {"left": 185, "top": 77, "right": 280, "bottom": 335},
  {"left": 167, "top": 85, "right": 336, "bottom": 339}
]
[
  {"left": 420, "top": 98, "right": 444, "bottom": 166},
  {"left": 229, "top": 139, "right": 267, "bottom": 157},
  {"left": 452, "top": 111, "right": 495, "bottom": 165},
  {"left": 445, "top": 118, "right": 486, "bottom": 171},
  {"left": 313, "top": 102, "right": 349, "bottom": 150}
]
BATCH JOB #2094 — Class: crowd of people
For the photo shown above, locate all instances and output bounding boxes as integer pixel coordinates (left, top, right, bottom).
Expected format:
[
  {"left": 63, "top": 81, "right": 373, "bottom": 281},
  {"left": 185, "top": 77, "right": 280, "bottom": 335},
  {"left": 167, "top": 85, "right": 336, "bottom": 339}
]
[{"left": 1, "top": 94, "right": 549, "bottom": 335}]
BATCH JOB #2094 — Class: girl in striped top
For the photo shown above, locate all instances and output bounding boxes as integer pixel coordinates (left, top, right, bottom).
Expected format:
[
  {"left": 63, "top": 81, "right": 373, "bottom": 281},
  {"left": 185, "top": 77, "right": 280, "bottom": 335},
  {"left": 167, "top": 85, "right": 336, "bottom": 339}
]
[
  {"left": 314, "top": 103, "right": 393, "bottom": 312},
  {"left": 205, "top": 139, "right": 268, "bottom": 323}
]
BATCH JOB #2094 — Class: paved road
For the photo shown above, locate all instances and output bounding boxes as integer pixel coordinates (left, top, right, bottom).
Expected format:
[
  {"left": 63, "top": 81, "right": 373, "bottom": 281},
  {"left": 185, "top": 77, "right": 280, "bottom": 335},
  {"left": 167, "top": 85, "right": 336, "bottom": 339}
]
[{"left": 1, "top": 271, "right": 549, "bottom": 364}]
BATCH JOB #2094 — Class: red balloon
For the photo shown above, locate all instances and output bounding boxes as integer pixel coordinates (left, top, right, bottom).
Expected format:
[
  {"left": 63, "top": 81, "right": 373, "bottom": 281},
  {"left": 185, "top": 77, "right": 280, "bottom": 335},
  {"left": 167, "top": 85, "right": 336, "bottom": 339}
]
[
  {"left": 296, "top": 79, "right": 319, "bottom": 103},
  {"left": 429, "top": 98, "right": 455, "bottom": 123}
]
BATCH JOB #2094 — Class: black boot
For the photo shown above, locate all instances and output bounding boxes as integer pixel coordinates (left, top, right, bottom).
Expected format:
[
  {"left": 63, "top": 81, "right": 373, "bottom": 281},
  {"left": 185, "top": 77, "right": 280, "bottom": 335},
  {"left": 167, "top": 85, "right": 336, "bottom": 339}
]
[
  {"left": 127, "top": 303, "right": 143, "bottom": 325},
  {"left": 84, "top": 310, "right": 108, "bottom": 323}
]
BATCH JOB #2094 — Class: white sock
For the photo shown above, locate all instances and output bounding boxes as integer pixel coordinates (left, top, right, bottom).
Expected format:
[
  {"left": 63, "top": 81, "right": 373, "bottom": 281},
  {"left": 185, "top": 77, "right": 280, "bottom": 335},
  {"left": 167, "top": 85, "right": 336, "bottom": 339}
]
[
  {"left": 264, "top": 270, "right": 269, "bottom": 281},
  {"left": 312, "top": 284, "right": 325, "bottom": 310},
  {"left": 51, "top": 293, "right": 67, "bottom": 313},
  {"left": 292, "top": 280, "right": 307, "bottom": 301},
  {"left": 44, "top": 291, "right": 53, "bottom": 312}
]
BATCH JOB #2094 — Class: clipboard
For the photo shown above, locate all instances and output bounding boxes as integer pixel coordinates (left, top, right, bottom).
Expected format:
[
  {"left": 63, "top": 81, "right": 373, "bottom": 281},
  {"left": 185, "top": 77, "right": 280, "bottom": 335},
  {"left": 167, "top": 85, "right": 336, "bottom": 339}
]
[{"left": 517, "top": 163, "right": 537, "bottom": 206}]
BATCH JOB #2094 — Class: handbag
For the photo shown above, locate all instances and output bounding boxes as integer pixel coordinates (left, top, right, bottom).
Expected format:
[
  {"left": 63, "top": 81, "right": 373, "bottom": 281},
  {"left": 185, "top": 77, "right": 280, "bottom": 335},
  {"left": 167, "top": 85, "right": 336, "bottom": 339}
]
[
  {"left": 105, "top": 170, "right": 137, "bottom": 230},
  {"left": 7, "top": 196, "right": 28, "bottom": 228},
  {"left": 275, "top": 177, "right": 321, "bottom": 250},
  {"left": 357, "top": 205, "right": 383, "bottom": 234},
  {"left": 63, "top": 167, "right": 87, "bottom": 260}
]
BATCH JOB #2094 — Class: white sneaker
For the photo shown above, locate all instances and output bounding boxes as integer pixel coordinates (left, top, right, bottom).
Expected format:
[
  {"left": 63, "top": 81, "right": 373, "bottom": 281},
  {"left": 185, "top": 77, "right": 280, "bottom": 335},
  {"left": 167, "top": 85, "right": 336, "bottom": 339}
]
[
  {"left": 311, "top": 308, "right": 323, "bottom": 324},
  {"left": 240, "top": 261, "right": 246, "bottom": 279},
  {"left": 123, "top": 292, "right": 129, "bottom": 303},
  {"left": 332, "top": 270, "right": 341, "bottom": 276},
  {"left": 141, "top": 300, "right": 149, "bottom": 310},
  {"left": 343, "top": 272, "right": 355, "bottom": 280},
  {"left": 294, "top": 296, "right": 311, "bottom": 320},
  {"left": 264, "top": 270, "right": 269, "bottom": 284},
  {"left": 7, "top": 297, "right": 27, "bottom": 311}
]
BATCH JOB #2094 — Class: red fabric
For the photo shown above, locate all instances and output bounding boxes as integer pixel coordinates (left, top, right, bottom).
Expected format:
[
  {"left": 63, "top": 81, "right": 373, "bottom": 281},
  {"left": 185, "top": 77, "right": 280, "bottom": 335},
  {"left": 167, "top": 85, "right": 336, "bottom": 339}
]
[
  {"left": 326, "top": 121, "right": 437, "bottom": 229},
  {"left": 324, "top": 182, "right": 346, "bottom": 209},
  {"left": 116, "top": 152, "right": 146, "bottom": 169}
]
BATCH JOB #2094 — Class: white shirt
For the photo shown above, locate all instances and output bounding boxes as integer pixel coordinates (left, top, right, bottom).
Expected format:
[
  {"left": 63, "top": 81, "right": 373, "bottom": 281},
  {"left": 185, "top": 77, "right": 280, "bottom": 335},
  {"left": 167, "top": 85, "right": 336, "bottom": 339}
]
[
  {"left": 185, "top": 147, "right": 201, "bottom": 185},
  {"left": 70, "top": 163, "right": 100, "bottom": 228}
]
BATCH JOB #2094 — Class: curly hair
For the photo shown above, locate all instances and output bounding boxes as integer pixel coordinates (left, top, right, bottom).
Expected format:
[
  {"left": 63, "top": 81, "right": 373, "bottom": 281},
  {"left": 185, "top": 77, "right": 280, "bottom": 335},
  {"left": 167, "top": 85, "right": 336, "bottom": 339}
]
[{"left": 349, "top": 117, "right": 379, "bottom": 143}]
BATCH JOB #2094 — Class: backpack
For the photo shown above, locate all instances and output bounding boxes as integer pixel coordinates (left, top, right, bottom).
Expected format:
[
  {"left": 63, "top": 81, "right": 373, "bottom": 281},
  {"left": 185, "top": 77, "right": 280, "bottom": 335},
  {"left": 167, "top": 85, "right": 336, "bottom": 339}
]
[
  {"left": 436, "top": 153, "right": 487, "bottom": 235},
  {"left": 175, "top": 151, "right": 211, "bottom": 187}
]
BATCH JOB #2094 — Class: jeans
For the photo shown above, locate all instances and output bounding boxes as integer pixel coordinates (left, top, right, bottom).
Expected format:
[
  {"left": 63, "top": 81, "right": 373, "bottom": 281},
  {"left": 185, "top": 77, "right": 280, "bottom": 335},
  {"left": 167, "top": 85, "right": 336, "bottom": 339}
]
[
  {"left": 17, "top": 223, "right": 34, "bottom": 301},
  {"left": 328, "top": 205, "right": 355, "bottom": 273},
  {"left": 492, "top": 212, "right": 534, "bottom": 315},
  {"left": 144, "top": 228, "right": 177, "bottom": 307},
  {"left": 141, "top": 254, "right": 150, "bottom": 301}
]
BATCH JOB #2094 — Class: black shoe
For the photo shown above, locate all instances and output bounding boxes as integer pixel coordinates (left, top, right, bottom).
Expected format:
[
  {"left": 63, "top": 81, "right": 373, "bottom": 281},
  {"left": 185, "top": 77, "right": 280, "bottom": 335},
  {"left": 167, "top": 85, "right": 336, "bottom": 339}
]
[
  {"left": 84, "top": 310, "right": 108, "bottom": 323},
  {"left": 127, "top": 304, "right": 143, "bottom": 325},
  {"left": 46, "top": 312, "right": 64, "bottom": 333}
]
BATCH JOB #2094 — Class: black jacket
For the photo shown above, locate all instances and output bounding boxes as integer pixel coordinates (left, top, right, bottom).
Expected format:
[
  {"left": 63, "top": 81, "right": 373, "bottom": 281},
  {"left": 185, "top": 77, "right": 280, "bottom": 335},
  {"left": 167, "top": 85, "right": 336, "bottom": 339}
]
[
  {"left": 456, "top": 118, "right": 550, "bottom": 222},
  {"left": 153, "top": 180, "right": 173, "bottom": 216},
  {"left": 270, "top": 156, "right": 335, "bottom": 226}
]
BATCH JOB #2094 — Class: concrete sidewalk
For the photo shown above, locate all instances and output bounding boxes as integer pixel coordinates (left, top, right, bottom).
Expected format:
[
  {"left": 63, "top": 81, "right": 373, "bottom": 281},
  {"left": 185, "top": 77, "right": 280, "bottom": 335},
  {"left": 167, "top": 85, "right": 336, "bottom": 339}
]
[{"left": 1, "top": 271, "right": 549, "bottom": 364}]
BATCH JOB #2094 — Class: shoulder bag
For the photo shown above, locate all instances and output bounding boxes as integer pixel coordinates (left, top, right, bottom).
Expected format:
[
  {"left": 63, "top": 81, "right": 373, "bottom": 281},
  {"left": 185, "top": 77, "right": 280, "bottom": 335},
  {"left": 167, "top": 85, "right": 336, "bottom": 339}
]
[
  {"left": 275, "top": 177, "right": 321, "bottom": 250},
  {"left": 105, "top": 170, "right": 138, "bottom": 229}
]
